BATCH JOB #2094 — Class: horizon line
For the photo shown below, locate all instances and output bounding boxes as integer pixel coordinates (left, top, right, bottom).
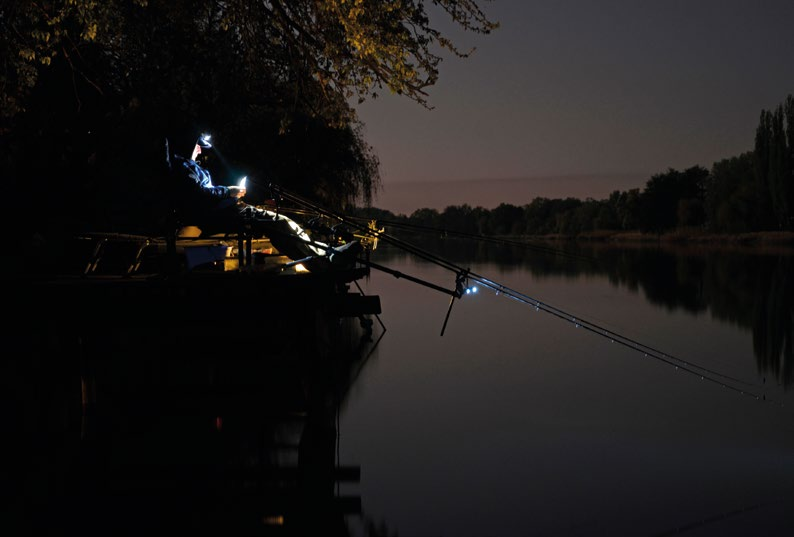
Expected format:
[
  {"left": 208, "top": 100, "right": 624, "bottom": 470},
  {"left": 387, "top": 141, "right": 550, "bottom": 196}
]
[{"left": 378, "top": 171, "right": 654, "bottom": 186}]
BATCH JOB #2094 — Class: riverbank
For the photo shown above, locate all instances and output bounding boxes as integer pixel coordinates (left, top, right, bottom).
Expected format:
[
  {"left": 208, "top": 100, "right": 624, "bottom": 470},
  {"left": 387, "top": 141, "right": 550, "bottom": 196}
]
[
  {"left": 524, "top": 229, "right": 794, "bottom": 245},
  {"left": 507, "top": 229, "right": 794, "bottom": 255}
]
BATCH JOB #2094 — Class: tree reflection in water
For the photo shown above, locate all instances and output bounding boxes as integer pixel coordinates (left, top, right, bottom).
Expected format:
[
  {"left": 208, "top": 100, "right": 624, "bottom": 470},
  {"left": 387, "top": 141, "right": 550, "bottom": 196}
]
[{"left": 376, "top": 237, "right": 793, "bottom": 387}]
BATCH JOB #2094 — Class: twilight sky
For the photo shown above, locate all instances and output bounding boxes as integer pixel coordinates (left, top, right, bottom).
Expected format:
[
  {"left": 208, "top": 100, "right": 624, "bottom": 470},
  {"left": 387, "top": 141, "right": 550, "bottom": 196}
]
[{"left": 355, "top": 0, "right": 794, "bottom": 214}]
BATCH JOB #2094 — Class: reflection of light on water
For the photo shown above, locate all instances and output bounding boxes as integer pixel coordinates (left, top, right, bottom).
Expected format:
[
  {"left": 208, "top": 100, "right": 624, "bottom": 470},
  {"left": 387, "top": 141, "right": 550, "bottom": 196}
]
[{"left": 263, "top": 515, "right": 284, "bottom": 526}]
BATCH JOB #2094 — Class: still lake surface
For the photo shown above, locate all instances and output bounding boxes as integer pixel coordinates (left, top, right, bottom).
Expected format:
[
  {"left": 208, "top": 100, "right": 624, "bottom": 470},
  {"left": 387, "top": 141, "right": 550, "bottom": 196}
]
[
  {"left": 7, "top": 238, "right": 794, "bottom": 536},
  {"left": 341, "top": 238, "right": 794, "bottom": 537}
]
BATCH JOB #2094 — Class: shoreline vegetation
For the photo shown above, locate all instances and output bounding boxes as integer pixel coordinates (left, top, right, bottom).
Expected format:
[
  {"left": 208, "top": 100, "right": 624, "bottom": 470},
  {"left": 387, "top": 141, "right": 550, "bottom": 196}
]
[
  {"left": 529, "top": 229, "right": 794, "bottom": 245},
  {"left": 358, "top": 93, "right": 794, "bottom": 251},
  {"left": 506, "top": 229, "right": 794, "bottom": 255},
  {"left": 356, "top": 204, "right": 794, "bottom": 251}
]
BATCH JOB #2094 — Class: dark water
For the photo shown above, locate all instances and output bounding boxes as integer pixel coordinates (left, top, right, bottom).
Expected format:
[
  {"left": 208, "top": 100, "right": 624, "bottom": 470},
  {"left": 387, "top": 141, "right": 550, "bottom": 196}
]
[
  {"left": 4, "top": 280, "right": 372, "bottom": 536},
  {"left": 341, "top": 239, "right": 794, "bottom": 537},
  {"left": 5, "top": 240, "right": 794, "bottom": 536}
]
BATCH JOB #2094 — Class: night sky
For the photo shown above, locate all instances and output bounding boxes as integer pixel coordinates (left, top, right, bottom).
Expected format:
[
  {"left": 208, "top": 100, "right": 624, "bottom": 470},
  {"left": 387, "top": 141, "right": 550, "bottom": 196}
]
[{"left": 356, "top": 0, "right": 794, "bottom": 214}]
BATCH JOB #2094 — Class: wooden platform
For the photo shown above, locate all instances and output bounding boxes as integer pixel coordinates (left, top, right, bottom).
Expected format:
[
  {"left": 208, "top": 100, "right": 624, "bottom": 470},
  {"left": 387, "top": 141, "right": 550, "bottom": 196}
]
[{"left": 15, "top": 231, "right": 382, "bottom": 352}]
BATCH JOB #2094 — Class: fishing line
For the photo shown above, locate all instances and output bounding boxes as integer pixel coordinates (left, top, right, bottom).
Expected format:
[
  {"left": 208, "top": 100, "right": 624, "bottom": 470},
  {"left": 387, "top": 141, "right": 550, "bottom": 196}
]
[
  {"left": 468, "top": 273, "right": 756, "bottom": 387},
  {"left": 651, "top": 496, "right": 792, "bottom": 537},
  {"left": 268, "top": 186, "right": 783, "bottom": 407},
  {"left": 472, "top": 277, "right": 783, "bottom": 407},
  {"left": 470, "top": 276, "right": 766, "bottom": 393}
]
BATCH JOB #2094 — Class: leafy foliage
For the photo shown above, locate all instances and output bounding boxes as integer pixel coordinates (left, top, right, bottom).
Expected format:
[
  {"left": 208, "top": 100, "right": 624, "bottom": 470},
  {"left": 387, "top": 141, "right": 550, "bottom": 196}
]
[
  {"left": 754, "top": 96, "right": 794, "bottom": 230},
  {"left": 1, "top": 0, "right": 497, "bottom": 234},
  {"left": 638, "top": 166, "right": 708, "bottom": 232}
]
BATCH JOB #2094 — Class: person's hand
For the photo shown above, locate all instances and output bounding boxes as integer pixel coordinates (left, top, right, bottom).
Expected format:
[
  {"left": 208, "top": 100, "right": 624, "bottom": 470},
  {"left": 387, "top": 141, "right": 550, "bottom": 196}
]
[{"left": 228, "top": 186, "right": 246, "bottom": 199}]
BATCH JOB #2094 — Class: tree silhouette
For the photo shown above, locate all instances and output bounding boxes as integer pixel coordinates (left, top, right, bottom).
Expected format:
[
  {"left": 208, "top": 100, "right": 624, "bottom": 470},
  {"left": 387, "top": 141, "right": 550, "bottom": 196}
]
[{"left": 1, "top": 0, "right": 497, "bottom": 236}]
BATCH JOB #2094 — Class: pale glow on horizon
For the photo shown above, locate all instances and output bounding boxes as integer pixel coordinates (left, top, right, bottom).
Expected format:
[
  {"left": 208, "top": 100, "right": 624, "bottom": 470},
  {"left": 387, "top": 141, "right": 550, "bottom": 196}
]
[{"left": 355, "top": 0, "right": 794, "bottom": 214}]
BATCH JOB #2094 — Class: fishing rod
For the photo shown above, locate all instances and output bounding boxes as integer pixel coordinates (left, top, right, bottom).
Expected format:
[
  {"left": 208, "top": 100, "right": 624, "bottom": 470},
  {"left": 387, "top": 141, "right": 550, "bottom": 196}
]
[
  {"left": 341, "top": 214, "right": 595, "bottom": 263},
  {"left": 267, "top": 185, "right": 782, "bottom": 407},
  {"left": 262, "top": 211, "right": 460, "bottom": 300},
  {"left": 268, "top": 185, "right": 481, "bottom": 273},
  {"left": 262, "top": 195, "right": 584, "bottom": 262}
]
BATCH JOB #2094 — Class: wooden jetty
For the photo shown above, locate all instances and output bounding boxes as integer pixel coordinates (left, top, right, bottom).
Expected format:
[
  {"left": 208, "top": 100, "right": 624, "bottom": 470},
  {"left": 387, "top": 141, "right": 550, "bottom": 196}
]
[
  {"left": 6, "top": 228, "right": 383, "bottom": 536},
  {"left": 20, "top": 230, "right": 381, "bottom": 341}
]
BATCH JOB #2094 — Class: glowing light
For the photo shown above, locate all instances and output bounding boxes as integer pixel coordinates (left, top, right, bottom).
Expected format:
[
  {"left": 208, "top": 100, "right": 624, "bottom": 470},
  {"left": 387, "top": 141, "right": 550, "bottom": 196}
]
[
  {"left": 471, "top": 286, "right": 478, "bottom": 293},
  {"left": 263, "top": 515, "right": 284, "bottom": 526},
  {"left": 239, "top": 176, "right": 247, "bottom": 188},
  {"left": 201, "top": 133, "right": 212, "bottom": 146},
  {"left": 294, "top": 263, "right": 309, "bottom": 272}
]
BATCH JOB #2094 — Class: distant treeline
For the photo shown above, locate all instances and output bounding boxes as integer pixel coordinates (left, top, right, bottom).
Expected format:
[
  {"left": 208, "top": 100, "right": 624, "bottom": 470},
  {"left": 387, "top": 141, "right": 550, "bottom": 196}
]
[{"left": 355, "top": 94, "right": 794, "bottom": 236}]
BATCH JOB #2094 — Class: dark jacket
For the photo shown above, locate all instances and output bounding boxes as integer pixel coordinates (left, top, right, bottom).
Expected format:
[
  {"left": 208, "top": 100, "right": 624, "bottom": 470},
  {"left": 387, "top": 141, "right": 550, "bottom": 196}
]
[
  {"left": 175, "top": 155, "right": 231, "bottom": 198},
  {"left": 171, "top": 154, "right": 241, "bottom": 233}
]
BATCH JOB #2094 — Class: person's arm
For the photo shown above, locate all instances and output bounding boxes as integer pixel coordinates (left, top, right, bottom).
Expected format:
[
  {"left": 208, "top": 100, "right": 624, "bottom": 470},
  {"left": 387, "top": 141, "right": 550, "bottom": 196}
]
[
  {"left": 184, "top": 160, "right": 231, "bottom": 198},
  {"left": 200, "top": 183, "right": 231, "bottom": 198}
]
